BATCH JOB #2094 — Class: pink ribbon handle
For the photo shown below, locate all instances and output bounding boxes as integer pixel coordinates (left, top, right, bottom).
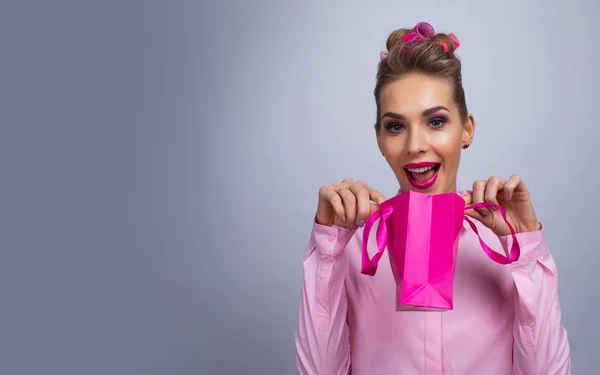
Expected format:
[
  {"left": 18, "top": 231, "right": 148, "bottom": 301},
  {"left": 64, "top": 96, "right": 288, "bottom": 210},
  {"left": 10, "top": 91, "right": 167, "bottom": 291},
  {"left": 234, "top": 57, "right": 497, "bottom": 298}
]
[
  {"left": 464, "top": 202, "right": 521, "bottom": 264},
  {"left": 361, "top": 206, "right": 393, "bottom": 276},
  {"left": 361, "top": 201, "right": 521, "bottom": 276}
]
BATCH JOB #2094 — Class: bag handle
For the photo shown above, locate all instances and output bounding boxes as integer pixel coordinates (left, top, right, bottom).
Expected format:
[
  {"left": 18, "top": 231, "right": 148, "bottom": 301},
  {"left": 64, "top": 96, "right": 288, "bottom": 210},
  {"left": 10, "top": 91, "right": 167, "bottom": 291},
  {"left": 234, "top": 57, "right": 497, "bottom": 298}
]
[
  {"left": 360, "top": 206, "right": 393, "bottom": 276},
  {"left": 360, "top": 201, "right": 521, "bottom": 276},
  {"left": 464, "top": 202, "right": 521, "bottom": 264}
]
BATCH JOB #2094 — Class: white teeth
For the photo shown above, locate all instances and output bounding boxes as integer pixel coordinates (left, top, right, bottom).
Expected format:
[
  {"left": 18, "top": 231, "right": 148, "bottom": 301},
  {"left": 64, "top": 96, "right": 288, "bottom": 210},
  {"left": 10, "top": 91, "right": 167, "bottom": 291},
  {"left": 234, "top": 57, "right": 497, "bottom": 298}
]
[{"left": 407, "top": 166, "right": 435, "bottom": 173}]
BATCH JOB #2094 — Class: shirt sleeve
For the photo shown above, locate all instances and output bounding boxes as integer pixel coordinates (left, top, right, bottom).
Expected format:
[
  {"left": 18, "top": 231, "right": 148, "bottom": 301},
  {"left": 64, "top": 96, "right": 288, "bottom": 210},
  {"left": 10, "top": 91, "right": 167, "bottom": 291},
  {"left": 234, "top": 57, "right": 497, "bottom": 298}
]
[
  {"left": 499, "top": 225, "right": 572, "bottom": 374},
  {"left": 295, "top": 219, "right": 355, "bottom": 375}
]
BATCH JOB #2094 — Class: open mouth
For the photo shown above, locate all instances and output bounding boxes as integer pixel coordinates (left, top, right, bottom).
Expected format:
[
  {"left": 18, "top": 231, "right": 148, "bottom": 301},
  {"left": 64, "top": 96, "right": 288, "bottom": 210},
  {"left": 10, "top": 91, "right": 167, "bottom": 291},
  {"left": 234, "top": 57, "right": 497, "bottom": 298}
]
[{"left": 403, "top": 162, "right": 441, "bottom": 190}]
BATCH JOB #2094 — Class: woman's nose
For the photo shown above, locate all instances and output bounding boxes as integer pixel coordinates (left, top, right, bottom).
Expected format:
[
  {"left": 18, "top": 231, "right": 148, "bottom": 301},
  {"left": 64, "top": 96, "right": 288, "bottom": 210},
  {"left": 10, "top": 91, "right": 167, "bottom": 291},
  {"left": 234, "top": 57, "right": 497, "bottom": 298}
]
[{"left": 405, "top": 128, "right": 429, "bottom": 154}]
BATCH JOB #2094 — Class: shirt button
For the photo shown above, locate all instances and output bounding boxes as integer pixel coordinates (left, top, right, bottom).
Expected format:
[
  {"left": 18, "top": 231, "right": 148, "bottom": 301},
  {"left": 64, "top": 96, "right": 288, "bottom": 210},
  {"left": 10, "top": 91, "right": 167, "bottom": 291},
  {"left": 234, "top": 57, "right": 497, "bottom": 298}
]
[{"left": 327, "top": 235, "right": 335, "bottom": 243}]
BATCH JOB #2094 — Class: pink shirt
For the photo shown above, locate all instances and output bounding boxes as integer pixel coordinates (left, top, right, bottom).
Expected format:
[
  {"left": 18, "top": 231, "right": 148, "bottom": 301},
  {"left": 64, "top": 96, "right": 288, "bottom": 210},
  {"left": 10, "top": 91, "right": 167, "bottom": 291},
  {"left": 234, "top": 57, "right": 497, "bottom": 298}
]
[{"left": 295, "top": 214, "right": 571, "bottom": 374}]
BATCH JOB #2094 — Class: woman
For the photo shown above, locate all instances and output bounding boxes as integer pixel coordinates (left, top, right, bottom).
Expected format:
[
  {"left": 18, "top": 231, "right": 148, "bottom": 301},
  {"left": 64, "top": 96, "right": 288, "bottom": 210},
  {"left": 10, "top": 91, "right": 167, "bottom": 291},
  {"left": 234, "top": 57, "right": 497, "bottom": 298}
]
[{"left": 295, "top": 22, "right": 571, "bottom": 375}]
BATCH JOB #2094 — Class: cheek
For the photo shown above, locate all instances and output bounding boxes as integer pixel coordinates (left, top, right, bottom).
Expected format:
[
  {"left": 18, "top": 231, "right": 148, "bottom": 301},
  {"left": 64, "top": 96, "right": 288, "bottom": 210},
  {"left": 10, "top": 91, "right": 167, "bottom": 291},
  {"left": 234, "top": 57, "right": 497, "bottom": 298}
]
[
  {"left": 380, "top": 136, "right": 404, "bottom": 158},
  {"left": 431, "top": 132, "right": 461, "bottom": 168},
  {"left": 380, "top": 139, "right": 406, "bottom": 175}
]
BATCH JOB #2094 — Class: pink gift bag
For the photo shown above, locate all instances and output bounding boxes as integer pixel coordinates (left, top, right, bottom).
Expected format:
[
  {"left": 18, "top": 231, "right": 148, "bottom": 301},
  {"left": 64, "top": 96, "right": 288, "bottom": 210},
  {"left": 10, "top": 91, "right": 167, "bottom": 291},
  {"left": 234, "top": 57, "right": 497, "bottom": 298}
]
[{"left": 361, "top": 190, "right": 520, "bottom": 311}]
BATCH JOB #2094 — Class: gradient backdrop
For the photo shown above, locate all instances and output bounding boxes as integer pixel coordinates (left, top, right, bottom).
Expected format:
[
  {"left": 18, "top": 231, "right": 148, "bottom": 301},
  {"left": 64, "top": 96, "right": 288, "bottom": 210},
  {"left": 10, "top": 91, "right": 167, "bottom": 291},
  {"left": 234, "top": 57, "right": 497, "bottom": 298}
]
[{"left": 2, "top": 0, "right": 598, "bottom": 374}]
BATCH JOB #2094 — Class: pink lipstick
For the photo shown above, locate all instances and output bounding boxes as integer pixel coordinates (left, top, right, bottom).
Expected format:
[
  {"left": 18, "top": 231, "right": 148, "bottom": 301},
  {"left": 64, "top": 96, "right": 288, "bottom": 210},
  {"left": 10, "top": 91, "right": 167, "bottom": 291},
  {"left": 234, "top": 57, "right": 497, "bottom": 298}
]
[{"left": 403, "top": 162, "right": 441, "bottom": 190}]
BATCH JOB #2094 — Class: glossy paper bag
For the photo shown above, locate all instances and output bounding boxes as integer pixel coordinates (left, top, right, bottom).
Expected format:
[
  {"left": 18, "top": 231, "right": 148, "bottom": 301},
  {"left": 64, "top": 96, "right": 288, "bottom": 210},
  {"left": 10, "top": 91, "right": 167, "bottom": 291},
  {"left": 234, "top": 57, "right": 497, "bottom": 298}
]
[{"left": 361, "top": 190, "right": 520, "bottom": 311}]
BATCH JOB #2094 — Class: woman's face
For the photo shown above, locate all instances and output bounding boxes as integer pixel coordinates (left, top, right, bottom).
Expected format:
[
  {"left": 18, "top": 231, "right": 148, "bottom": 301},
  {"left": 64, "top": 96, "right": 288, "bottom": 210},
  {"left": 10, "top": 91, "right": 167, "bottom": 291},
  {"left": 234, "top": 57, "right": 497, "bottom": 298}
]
[{"left": 376, "top": 73, "right": 475, "bottom": 195}]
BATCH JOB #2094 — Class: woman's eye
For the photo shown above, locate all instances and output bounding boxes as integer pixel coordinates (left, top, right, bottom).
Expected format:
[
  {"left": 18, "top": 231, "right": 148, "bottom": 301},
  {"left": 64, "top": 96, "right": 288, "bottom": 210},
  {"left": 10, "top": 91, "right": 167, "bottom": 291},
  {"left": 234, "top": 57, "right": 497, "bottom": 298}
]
[
  {"left": 429, "top": 118, "right": 446, "bottom": 128},
  {"left": 385, "top": 123, "right": 404, "bottom": 132}
]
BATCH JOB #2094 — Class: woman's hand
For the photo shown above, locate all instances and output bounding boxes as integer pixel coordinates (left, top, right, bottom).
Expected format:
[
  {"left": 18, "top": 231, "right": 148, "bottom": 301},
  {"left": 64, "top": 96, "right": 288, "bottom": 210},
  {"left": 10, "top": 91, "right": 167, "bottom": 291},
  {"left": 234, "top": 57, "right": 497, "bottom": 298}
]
[
  {"left": 316, "top": 178, "right": 387, "bottom": 229},
  {"left": 461, "top": 174, "right": 541, "bottom": 236}
]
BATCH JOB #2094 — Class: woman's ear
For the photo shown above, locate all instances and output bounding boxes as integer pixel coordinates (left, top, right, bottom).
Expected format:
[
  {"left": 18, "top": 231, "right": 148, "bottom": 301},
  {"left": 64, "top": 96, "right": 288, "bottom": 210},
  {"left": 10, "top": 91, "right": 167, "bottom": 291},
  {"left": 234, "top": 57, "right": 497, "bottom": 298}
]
[{"left": 462, "top": 114, "right": 476, "bottom": 148}]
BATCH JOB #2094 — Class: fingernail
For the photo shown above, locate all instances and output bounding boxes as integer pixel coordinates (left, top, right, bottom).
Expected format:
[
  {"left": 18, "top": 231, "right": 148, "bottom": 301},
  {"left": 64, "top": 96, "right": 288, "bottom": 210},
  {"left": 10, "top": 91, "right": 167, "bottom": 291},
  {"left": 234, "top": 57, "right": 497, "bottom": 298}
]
[
  {"left": 504, "top": 192, "right": 510, "bottom": 200},
  {"left": 480, "top": 210, "right": 488, "bottom": 217},
  {"left": 349, "top": 224, "right": 356, "bottom": 230},
  {"left": 358, "top": 219, "right": 365, "bottom": 227},
  {"left": 341, "top": 216, "right": 347, "bottom": 224},
  {"left": 491, "top": 206, "right": 497, "bottom": 211}
]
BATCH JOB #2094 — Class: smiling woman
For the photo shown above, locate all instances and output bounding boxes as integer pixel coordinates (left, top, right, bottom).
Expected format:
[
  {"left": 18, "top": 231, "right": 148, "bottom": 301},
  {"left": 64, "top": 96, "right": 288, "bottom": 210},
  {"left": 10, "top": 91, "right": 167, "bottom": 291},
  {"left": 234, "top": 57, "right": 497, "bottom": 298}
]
[
  {"left": 295, "top": 21, "right": 571, "bottom": 375},
  {"left": 377, "top": 76, "right": 471, "bottom": 194}
]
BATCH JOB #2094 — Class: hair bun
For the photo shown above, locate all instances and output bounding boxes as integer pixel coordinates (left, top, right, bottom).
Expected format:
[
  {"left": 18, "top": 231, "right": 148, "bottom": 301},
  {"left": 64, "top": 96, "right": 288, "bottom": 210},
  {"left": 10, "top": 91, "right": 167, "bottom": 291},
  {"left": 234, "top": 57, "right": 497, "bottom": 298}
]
[{"left": 384, "top": 22, "right": 459, "bottom": 54}]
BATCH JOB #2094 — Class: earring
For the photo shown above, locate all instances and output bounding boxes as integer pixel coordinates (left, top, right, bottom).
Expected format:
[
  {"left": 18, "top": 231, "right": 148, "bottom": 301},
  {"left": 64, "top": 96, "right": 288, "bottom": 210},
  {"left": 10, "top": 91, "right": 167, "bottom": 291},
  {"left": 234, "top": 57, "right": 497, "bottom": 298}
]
[{"left": 462, "top": 144, "right": 470, "bottom": 149}]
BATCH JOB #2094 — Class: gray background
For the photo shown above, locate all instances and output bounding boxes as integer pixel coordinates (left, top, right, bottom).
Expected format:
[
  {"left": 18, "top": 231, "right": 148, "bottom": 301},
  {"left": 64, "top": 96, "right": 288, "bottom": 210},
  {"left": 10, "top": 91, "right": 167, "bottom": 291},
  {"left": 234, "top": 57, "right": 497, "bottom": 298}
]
[{"left": 2, "top": 0, "right": 598, "bottom": 374}]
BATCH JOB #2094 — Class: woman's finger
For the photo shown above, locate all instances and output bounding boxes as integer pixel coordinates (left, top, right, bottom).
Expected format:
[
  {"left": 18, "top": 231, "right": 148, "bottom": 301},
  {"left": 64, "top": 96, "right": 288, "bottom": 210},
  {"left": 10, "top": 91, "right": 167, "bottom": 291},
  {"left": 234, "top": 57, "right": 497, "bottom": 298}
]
[
  {"left": 471, "top": 180, "right": 489, "bottom": 217},
  {"left": 350, "top": 182, "right": 370, "bottom": 227},
  {"left": 462, "top": 190, "right": 485, "bottom": 222},
  {"left": 337, "top": 188, "right": 357, "bottom": 229},
  {"left": 369, "top": 202, "right": 380, "bottom": 216},
  {"left": 341, "top": 177, "right": 356, "bottom": 187},
  {"left": 319, "top": 185, "right": 346, "bottom": 224},
  {"left": 484, "top": 176, "right": 505, "bottom": 212},
  {"left": 460, "top": 191, "right": 473, "bottom": 206},
  {"left": 464, "top": 206, "right": 485, "bottom": 223},
  {"left": 502, "top": 174, "right": 521, "bottom": 201},
  {"left": 367, "top": 185, "right": 387, "bottom": 205}
]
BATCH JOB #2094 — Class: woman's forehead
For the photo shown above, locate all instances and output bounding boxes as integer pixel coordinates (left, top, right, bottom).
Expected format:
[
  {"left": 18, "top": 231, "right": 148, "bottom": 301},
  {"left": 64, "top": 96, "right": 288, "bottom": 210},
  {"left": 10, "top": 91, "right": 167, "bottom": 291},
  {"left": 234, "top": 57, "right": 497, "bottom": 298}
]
[{"left": 380, "top": 75, "right": 454, "bottom": 114}]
